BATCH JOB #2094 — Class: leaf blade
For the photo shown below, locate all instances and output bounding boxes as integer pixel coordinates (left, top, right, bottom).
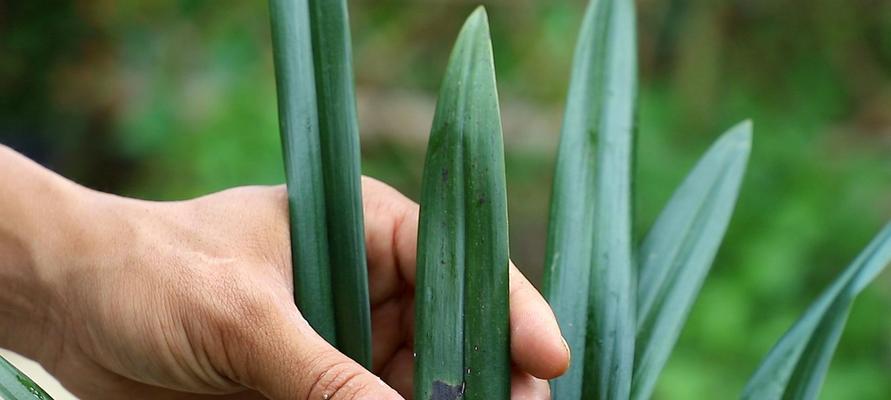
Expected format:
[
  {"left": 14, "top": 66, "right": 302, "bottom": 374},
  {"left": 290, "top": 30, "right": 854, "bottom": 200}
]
[
  {"left": 413, "top": 11, "right": 478, "bottom": 400},
  {"left": 414, "top": 8, "right": 510, "bottom": 399},
  {"left": 459, "top": 7, "right": 511, "bottom": 400},
  {"left": 267, "top": 0, "right": 336, "bottom": 343},
  {"left": 543, "top": 0, "right": 638, "bottom": 398},
  {"left": 631, "top": 121, "right": 752, "bottom": 400},
  {"left": 307, "top": 0, "right": 372, "bottom": 367},
  {"left": 741, "top": 223, "right": 891, "bottom": 400},
  {"left": 0, "top": 356, "right": 53, "bottom": 400}
]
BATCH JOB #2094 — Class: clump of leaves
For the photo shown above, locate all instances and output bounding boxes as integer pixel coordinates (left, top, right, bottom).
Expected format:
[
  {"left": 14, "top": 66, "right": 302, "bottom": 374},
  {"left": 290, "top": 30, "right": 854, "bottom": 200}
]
[
  {"left": 2, "top": 1, "right": 889, "bottom": 399},
  {"left": 542, "top": 1, "right": 891, "bottom": 400}
]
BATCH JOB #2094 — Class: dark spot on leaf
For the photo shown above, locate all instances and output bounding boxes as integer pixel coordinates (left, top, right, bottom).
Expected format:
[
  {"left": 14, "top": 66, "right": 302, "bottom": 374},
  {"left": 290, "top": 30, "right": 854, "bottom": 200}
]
[
  {"left": 441, "top": 168, "right": 449, "bottom": 182},
  {"left": 431, "top": 380, "right": 464, "bottom": 400},
  {"left": 477, "top": 195, "right": 486, "bottom": 206}
]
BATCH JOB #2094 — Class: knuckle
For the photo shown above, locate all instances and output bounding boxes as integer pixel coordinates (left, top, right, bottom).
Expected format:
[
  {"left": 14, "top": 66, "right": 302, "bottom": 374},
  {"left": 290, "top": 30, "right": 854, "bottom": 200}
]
[
  {"left": 198, "top": 278, "right": 285, "bottom": 383},
  {"left": 220, "top": 285, "right": 276, "bottom": 331},
  {"left": 189, "top": 272, "right": 278, "bottom": 337},
  {"left": 307, "top": 357, "right": 375, "bottom": 400}
]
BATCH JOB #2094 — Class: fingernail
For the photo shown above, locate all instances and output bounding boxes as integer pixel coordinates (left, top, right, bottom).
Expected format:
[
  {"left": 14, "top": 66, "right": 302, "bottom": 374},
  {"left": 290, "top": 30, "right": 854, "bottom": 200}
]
[{"left": 562, "top": 336, "right": 571, "bottom": 362}]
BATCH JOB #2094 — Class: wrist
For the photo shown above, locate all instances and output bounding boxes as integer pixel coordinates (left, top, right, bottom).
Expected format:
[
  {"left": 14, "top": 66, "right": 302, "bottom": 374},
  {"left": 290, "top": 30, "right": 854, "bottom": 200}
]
[{"left": 0, "top": 146, "right": 99, "bottom": 359}]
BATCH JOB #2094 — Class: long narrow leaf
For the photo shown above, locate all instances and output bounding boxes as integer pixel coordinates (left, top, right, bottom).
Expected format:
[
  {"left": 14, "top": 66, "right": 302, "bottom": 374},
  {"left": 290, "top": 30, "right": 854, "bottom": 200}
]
[
  {"left": 543, "top": 0, "right": 638, "bottom": 398},
  {"left": 268, "top": 0, "right": 336, "bottom": 342},
  {"left": 0, "top": 356, "right": 53, "bottom": 400},
  {"left": 307, "top": 0, "right": 372, "bottom": 367},
  {"left": 459, "top": 8, "right": 510, "bottom": 400},
  {"left": 415, "top": 7, "right": 510, "bottom": 400},
  {"left": 741, "top": 223, "right": 891, "bottom": 400},
  {"left": 631, "top": 121, "right": 752, "bottom": 400},
  {"left": 414, "top": 14, "right": 471, "bottom": 400}
]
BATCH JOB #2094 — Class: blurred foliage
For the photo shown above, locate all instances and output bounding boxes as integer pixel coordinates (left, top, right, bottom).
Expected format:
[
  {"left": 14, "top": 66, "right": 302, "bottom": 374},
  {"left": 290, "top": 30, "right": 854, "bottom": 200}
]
[{"left": 2, "top": 0, "right": 891, "bottom": 398}]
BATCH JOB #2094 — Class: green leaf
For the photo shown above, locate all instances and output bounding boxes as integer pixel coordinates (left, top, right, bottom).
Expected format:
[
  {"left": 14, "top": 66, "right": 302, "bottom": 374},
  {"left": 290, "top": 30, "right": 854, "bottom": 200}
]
[
  {"left": 542, "top": 0, "right": 637, "bottom": 398},
  {"left": 415, "top": 7, "right": 510, "bottom": 400},
  {"left": 457, "top": 9, "right": 510, "bottom": 400},
  {"left": 631, "top": 121, "right": 752, "bottom": 400},
  {"left": 268, "top": 0, "right": 336, "bottom": 343},
  {"left": 741, "top": 223, "right": 891, "bottom": 400},
  {"left": 307, "top": 0, "right": 372, "bottom": 367},
  {"left": 0, "top": 356, "right": 53, "bottom": 400}
]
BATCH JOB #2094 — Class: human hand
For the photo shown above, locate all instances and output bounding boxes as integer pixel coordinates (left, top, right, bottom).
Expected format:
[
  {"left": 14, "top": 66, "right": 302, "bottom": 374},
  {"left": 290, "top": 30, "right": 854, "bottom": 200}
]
[{"left": 7, "top": 173, "right": 568, "bottom": 399}]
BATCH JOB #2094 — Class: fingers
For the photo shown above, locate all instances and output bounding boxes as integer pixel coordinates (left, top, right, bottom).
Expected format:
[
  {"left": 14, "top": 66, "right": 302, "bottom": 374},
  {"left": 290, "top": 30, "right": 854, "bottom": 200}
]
[
  {"left": 361, "top": 176, "right": 569, "bottom": 380},
  {"left": 379, "top": 348, "right": 414, "bottom": 398},
  {"left": 229, "top": 299, "right": 402, "bottom": 400},
  {"left": 511, "top": 369, "right": 551, "bottom": 400},
  {"left": 379, "top": 356, "right": 553, "bottom": 400},
  {"left": 509, "top": 264, "right": 571, "bottom": 379},
  {"left": 361, "top": 177, "right": 419, "bottom": 302},
  {"left": 370, "top": 296, "right": 409, "bottom": 372}
]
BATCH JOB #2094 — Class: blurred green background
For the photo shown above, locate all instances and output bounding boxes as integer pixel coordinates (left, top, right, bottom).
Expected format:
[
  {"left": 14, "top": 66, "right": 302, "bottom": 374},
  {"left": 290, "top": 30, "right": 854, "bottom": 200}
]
[{"left": 2, "top": 0, "right": 891, "bottom": 398}]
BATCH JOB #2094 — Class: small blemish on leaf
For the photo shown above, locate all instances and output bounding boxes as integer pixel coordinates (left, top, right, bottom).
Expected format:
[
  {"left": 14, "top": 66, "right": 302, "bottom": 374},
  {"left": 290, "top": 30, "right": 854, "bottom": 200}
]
[{"left": 431, "top": 380, "right": 464, "bottom": 400}]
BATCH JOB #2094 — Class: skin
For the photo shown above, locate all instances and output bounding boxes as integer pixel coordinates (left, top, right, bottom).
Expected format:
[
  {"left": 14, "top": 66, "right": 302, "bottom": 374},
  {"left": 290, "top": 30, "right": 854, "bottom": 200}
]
[{"left": 0, "top": 145, "right": 569, "bottom": 399}]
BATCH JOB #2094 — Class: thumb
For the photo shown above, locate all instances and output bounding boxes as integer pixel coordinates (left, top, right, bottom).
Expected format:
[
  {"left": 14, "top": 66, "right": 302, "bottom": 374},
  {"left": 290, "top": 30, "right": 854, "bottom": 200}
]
[{"left": 227, "top": 298, "right": 401, "bottom": 400}]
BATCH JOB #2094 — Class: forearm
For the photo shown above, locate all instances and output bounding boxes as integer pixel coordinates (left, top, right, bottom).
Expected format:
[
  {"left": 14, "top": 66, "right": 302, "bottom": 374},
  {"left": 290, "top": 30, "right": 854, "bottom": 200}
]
[{"left": 0, "top": 145, "right": 89, "bottom": 358}]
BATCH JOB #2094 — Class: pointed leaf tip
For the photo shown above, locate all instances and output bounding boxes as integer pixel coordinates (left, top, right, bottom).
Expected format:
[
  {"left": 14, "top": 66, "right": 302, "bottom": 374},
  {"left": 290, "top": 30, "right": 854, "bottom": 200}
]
[
  {"left": 471, "top": 5, "right": 488, "bottom": 20},
  {"left": 460, "top": 5, "right": 490, "bottom": 38},
  {"left": 631, "top": 121, "right": 752, "bottom": 400},
  {"left": 715, "top": 119, "right": 753, "bottom": 154},
  {"left": 742, "top": 222, "right": 891, "bottom": 400},
  {"left": 729, "top": 119, "right": 753, "bottom": 145}
]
